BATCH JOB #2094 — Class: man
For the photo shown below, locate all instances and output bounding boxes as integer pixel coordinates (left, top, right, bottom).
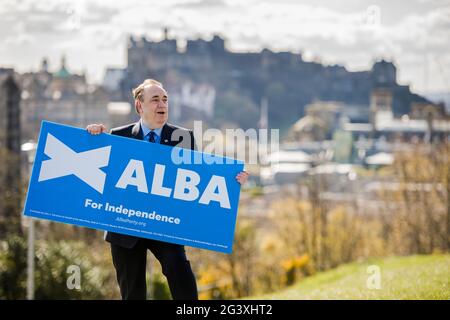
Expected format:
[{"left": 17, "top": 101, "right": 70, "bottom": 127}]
[{"left": 87, "top": 79, "right": 248, "bottom": 300}]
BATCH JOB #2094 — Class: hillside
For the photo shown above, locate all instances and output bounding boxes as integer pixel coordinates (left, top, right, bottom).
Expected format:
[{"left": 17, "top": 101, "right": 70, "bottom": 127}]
[{"left": 248, "top": 255, "right": 450, "bottom": 300}]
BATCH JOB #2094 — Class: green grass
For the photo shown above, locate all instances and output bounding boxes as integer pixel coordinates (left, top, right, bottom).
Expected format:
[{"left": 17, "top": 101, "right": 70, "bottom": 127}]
[{"left": 248, "top": 254, "right": 450, "bottom": 300}]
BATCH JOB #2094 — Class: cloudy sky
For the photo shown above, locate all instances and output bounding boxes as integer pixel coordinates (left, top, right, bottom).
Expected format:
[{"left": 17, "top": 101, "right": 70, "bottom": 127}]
[{"left": 1, "top": 0, "right": 449, "bottom": 94}]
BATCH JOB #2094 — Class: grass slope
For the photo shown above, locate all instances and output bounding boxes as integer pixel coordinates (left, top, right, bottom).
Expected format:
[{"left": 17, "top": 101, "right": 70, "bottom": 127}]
[{"left": 249, "top": 254, "right": 450, "bottom": 300}]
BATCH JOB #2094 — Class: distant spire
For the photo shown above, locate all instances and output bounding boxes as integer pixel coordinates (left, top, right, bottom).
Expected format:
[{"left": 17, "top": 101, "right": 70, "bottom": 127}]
[
  {"left": 128, "top": 34, "right": 135, "bottom": 48},
  {"left": 41, "top": 57, "right": 48, "bottom": 72},
  {"left": 54, "top": 54, "right": 70, "bottom": 78},
  {"left": 164, "top": 27, "right": 169, "bottom": 40}
]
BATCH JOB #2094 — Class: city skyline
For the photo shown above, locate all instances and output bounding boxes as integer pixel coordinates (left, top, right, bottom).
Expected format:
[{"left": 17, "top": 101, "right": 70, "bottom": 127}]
[{"left": 1, "top": 0, "right": 449, "bottom": 95}]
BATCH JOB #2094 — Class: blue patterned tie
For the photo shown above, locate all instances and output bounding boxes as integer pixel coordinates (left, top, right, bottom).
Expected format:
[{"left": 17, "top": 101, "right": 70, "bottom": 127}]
[{"left": 148, "top": 131, "right": 156, "bottom": 143}]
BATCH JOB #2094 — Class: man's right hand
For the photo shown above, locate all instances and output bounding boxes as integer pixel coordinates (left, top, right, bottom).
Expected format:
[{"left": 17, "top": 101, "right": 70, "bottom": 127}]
[{"left": 86, "top": 123, "right": 107, "bottom": 135}]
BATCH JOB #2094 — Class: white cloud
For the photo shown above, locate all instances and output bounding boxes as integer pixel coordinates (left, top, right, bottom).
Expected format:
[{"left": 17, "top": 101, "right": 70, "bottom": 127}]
[{"left": 0, "top": 0, "right": 449, "bottom": 93}]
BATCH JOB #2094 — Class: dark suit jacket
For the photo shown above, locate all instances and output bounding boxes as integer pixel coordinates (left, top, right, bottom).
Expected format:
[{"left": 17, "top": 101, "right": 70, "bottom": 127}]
[{"left": 104, "top": 121, "right": 196, "bottom": 249}]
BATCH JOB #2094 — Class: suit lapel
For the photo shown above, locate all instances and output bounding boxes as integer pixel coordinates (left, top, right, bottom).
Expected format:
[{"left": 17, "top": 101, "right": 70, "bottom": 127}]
[
  {"left": 160, "top": 123, "right": 174, "bottom": 146},
  {"left": 131, "top": 121, "right": 143, "bottom": 140}
]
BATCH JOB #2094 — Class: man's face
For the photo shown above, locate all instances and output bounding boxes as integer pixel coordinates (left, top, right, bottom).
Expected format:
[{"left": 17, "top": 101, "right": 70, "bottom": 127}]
[{"left": 137, "top": 85, "right": 169, "bottom": 129}]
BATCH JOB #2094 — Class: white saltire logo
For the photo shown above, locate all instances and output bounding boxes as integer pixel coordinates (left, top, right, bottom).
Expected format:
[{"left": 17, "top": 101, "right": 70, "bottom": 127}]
[{"left": 38, "top": 133, "right": 111, "bottom": 194}]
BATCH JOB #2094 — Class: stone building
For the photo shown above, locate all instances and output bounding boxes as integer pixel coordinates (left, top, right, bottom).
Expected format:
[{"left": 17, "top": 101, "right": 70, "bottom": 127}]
[
  {"left": 0, "top": 69, "right": 22, "bottom": 236},
  {"left": 20, "top": 56, "right": 111, "bottom": 141}
]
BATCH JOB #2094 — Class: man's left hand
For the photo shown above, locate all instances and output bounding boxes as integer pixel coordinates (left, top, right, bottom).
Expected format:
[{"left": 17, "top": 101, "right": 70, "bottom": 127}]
[{"left": 236, "top": 171, "right": 249, "bottom": 185}]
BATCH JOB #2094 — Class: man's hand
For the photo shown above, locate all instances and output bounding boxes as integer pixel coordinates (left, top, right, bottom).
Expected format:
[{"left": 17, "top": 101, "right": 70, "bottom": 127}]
[
  {"left": 236, "top": 171, "right": 249, "bottom": 185},
  {"left": 86, "top": 123, "right": 107, "bottom": 135}
]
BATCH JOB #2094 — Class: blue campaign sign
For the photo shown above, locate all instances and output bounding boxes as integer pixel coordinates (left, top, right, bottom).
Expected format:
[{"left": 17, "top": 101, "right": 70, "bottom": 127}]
[{"left": 24, "top": 121, "right": 244, "bottom": 253}]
